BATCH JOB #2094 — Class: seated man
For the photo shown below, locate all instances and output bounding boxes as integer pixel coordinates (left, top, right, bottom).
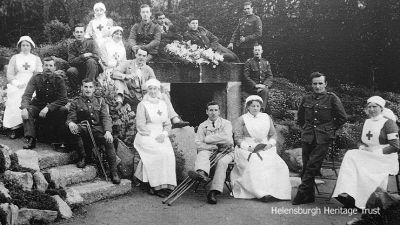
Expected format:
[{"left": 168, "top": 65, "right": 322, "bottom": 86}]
[
  {"left": 128, "top": 4, "right": 161, "bottom": 61},
  {"left": 242, "top": 44, "right": 273, "bottom": 114},
  {"left": 189, "top": 101, "right": 234, "bottom": 204},
  {"left": 112, "top": 48, "right": 189, "bottom": 128},
  {"left": 21, "top": 57, "right": 68, "bottom": 149},
  {"left": 66, "top": 78, "right": 120, "bottom": 184},
  {"left": 67, "top": 23, "right": 102, "bottom": 89}
]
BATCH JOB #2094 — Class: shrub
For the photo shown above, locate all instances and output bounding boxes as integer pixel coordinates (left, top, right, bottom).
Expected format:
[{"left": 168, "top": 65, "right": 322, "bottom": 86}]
[
  {"left": 36, "top": 39, "right": 73, "bottom": 61},
  {"left": 335, "top": 122, "right": 363, "bottom": 151},
  {"left": 0, "top": 46, "right": 18, "bottom": 58},
  {"left": 280, "top": 121, "right": 302, "bottom": 150},
  {"left": 3, "top": 180, "right": 58, "bottom": 211},
  {"left": 43, "top": 20, "right": 71, "bottom": 44}
]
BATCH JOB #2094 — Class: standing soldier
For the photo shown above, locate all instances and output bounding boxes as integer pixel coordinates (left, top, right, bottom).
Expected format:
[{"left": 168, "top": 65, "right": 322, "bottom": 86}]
[
  {"left": 128, "top": 4, "right": 161, "bottom": 61},
  {"left": 228, "top": 1, "right": 262, "bottom": 61},
  {"left": 66, "top": 78, "right": 120, "bottom": 184},
  {"left": 21, "top": 57, "right": 68, "bottom": 149},
  {"left": 292, "top": 72, "right": 347, "bottom": 205}
]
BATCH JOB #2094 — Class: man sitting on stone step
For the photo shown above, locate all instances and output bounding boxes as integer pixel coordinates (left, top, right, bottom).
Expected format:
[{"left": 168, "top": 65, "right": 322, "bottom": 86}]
[
  {"left": 66, "top": 78, "right": 120, "bottom": 184},
  {"left": 112, "top": 48, "right": 189, "bottom": 128},
  {"left": 188, "top": 101, "right": 234, "bottom": 204},
  {"left": 21, "top": 57, "right": 68, "bottom": 149}
]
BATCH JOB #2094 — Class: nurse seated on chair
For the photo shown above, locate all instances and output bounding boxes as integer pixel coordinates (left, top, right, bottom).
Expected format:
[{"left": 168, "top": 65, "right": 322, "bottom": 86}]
[
  {"left": 133, "top": 78, "right": 177, "bottom": 198},
  {"left": 332, "top": 96, "right": 400, "bottom": 209},
  {"left": 231, "top": 95, "right": 291, "bottom": 202}
]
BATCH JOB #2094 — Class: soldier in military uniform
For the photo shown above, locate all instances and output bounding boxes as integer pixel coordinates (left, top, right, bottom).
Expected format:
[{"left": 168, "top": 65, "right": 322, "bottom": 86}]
[
  {"left": 292, "top": 72, "right": 347, "bottom": 205},
  {"left": 242, "top": 44, "right": 273, "bottom": 114},
  {"left": 21, "top": 57, "right": 68, "bottom": 149},
  {"left": 67, "top": 23, "right": 102, "bottom": 89},
  {"left": 66, "top": 78, "right": 120, "bottom": 184},
  {"left": 228, "top": 1, "right": 262, "bottom": 61},
  {"left": 128, "top": 4, "right": 161, "bottom": 61}
]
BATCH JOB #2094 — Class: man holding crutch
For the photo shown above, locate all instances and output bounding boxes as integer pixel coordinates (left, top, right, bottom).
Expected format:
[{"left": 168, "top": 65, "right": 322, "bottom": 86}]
[
  {"left": 188, "top": 101, "right": 234, "bottom": 204},
  {"left": 66, "top": 78, "right": 120, "bottom": 184}
]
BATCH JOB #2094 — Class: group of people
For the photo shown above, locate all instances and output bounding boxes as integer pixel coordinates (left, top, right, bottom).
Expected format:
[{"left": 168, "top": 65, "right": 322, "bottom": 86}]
[{"left": 1, "top": 1, "right": 399, "bottom": 211}]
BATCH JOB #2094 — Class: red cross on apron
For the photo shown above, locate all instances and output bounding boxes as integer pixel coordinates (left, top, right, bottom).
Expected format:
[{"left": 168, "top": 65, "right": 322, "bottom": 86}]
[{"left": 22, "top": 62, "right": 31, "bottom": 70}]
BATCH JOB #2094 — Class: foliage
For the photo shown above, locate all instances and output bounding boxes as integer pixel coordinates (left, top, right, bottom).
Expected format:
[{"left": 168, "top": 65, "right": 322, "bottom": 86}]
[
  {"left": 280, "top": 121, "right": 302, "bottom": 150},
  {"left": 96, "top": 79, "right": 137, "bottom": 147},
  {"left": 43, "top": 20, "right": 71, "bottom": 44},
  {"left": 0, "top": 46, "right": 18, "bottom": 58},
  {"left": 269, "top": 77, "right": 306, "bottom": 121},
  {"left": 169, "top": 133, "right": 186, "bottom": 182},
  {"left": 35, "top": 39, "right": 73, "bottom": 61},
  {"left": 3, "top": 179, "right": 58, "bottom": 211},
  {"left": 336, "top": 122, "right": 363, "bottom": 151}
]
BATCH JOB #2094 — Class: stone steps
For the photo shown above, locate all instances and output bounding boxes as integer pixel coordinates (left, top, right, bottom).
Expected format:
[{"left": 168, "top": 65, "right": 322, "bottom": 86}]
[
  {"left": 38, "top": 149, "right": 76, "bottom": 170},
  {"left": 65, "top": 178, "right": 132, "bottom": 207},
  {"left": 44, "top": 164, "right": 97, "bottom": 188}
]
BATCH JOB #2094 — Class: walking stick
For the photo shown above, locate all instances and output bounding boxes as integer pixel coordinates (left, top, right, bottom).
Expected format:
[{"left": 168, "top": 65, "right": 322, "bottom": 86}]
[{"left": 80, "top": 120, "right": 109, "bottom": 182}]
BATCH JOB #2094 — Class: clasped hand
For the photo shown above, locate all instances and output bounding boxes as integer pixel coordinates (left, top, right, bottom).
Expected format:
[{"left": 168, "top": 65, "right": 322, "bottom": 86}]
[{"left": 155, "top": 134, "right": 165, "bottom": 143}]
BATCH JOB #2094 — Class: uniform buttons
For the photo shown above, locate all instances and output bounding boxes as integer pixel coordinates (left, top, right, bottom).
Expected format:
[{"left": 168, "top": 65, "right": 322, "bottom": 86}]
[
  {"left": 90, "top": 113, "right": 93, "bottom": 116},
  {"left": 314, "top": 125, "right": 316, "bottom": 128},
  {"left": 89, "top": 106, "right": 92, "bottom": 108},
  {"left": 314, "top": 118, "right": 317, "bottom": 120},
  {"left": 315, "top": 111, "right": 317, "bottom": 113}
]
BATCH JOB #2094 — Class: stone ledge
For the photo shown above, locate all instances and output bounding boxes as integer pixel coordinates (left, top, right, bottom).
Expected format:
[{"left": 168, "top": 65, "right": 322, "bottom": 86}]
[
  {"left": 45, "top": 164, "right": 97, "bottom": 188},
  {"left": 17, "top": 208, "right": 58, "bottom": 225},
  {"left": 37, "top": 149, "right": 75, "bottom": 170},
  {"left": 65, "top": 179, "right": 131, "bottom": 207}
]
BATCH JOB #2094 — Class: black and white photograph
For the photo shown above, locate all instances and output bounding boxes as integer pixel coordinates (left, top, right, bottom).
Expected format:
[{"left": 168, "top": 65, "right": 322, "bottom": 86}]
[{"left": 0, "top": 0, "right": 399, "bottom": 224}]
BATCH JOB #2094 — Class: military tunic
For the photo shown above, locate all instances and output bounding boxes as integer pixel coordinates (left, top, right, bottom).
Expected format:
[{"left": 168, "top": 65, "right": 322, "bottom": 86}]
[
  {"left": 21, "top": 71, "right": 68, "bottom": 141},
  {"left": 242, "top": 57, "right": 273, "bottom": 112},
  {"left": 66, "top": 95, "right": 117, "bottom": 171},
  {"left": 66, "top": 95, "right": 112, "bottom": 133},
  {"left": 296, "top": 91, "right": 347, "bottom": 196},
  {"left": 230, "top": 14, "right": 262, "bottom": 60},
  {"left": 67, "top": 38, "right": 102, "bottom": 86},
  {"left": 128, "top": 21, "right": 161, "bottom": 55},
  {"left": 297, "top": 92, "right": 347, "bottom": 145}
]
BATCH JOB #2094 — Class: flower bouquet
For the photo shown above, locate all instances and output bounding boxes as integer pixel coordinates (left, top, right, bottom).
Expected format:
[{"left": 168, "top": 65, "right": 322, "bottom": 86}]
[{"left": 165, "top": 40, "right": 224, "bottom": 68}]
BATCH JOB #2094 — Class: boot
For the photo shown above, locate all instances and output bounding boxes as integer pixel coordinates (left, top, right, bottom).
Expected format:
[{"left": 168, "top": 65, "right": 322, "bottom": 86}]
[
  {"left": 23, "top": 137, "right": 36, "bottom": 149},
  {"left": 207, "top": 190, "right": 219, "bottom": 204},
  {"left": 76, "top": 158, "right": 86, "bottom": 168},
  {"left": 111, "top": 171, "right": 121, "bottom": 184},
  {"left": 292, "top": 191, "right": 315, "bottom": 205}
]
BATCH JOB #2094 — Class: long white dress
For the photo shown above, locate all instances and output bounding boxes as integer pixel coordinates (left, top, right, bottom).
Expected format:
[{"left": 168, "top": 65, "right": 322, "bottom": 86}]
[
  {"left": 98, "top": 38, "right": 126, "bottom": 86},
  {"left": 3, "top": 53, "right": 42, "bottom": 129},
  {"left": 332, "top": 115, "right": 399, "bottom": 208},
  {"left": 231, "top": 112, "right": 292, "bottom": 200},
  {"left": 134, "top": 97, "right": 177, "bottom": 190}
]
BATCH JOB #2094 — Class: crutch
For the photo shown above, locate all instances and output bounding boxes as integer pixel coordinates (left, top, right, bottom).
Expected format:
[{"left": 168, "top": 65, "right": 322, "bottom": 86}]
[
  {"left": 80, "top": 120, "right": 109, "bottom": 182},
  {"left": 162, "top": 146, "right": 233, "bottom": 206}
]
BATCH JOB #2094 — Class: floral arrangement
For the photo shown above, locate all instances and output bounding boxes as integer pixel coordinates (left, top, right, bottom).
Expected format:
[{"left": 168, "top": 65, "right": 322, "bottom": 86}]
[{"left": 164, "top": 40, "right": 224, "bottom": 68}]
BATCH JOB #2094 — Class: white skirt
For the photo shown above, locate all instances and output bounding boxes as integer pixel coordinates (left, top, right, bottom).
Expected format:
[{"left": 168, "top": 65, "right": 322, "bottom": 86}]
[
  {"left": 134, "top": 133, "right": 177, "bottom": 189},
  {"left": 3, "top": 84, "right": 24, "bottom": 129},
  {"left": 230, "top": 146, "right": 292, "bottom": 200},
  {"left": 332, "top": 149, "right": 399, "bottom": 208}
]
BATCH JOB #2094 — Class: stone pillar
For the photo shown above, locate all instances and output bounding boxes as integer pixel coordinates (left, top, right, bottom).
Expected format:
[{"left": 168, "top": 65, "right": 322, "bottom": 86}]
[{"left": 226, "top": 82, "right": 242, "bottom": 122}]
